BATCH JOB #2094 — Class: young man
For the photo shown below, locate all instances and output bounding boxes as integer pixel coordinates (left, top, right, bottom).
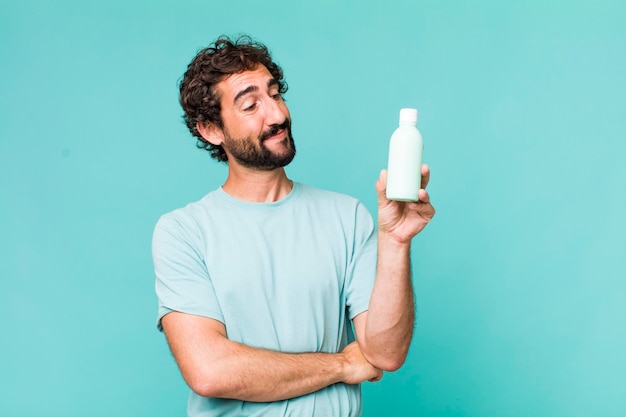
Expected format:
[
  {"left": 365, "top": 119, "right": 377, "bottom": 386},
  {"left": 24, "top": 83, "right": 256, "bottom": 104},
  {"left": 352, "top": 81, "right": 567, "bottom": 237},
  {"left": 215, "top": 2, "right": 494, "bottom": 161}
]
[{"left": 153, "top": 35, "right": 435, "bottom": 417}]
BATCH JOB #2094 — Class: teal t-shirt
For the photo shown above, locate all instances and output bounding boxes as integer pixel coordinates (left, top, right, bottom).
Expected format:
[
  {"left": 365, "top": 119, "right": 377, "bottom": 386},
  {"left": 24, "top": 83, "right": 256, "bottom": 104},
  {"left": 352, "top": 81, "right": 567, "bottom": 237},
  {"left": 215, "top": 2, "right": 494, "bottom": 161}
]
[{"left": 153, "top": 182, "right": 378, "bottom": 417}]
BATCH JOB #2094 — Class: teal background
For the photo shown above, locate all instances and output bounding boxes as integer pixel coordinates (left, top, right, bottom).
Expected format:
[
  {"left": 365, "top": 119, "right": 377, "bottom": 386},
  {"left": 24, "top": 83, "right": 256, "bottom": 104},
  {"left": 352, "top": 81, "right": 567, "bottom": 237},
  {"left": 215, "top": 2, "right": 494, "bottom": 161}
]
[{"left": 1, "top": 0, "right": 625, "bottom": 416}]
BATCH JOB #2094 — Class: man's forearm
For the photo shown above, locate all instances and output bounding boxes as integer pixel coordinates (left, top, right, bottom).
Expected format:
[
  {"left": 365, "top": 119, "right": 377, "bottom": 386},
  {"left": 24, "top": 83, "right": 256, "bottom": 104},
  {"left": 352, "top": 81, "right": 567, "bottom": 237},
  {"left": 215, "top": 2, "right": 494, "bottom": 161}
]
[
  {"left": 356, "top": 166, "right": 434, "bottom": 372},
  {"left": 359, "top": 232, "right": 415, "bottom": 371},
  {"left": 191, "top": 340, "right": 345, "bottom": 401},
  {"left": 162, "top": 313, "right": 379, "bottom": 402}
]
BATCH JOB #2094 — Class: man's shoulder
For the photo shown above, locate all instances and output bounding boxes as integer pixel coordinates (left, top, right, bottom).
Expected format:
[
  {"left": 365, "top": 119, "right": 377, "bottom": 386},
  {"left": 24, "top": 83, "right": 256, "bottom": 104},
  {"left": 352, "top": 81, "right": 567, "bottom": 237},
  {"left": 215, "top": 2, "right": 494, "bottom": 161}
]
[{"left": 154, "top": 188, "right": 222, "bottom": 230}]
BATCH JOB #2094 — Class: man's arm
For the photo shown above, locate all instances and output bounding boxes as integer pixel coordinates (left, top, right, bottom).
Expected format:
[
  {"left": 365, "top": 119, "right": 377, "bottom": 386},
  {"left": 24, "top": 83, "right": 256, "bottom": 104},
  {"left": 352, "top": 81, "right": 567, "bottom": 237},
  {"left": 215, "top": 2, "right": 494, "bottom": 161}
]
[
  {"left": 355, "top": 165, "right": 435, "bottom": 371},
  {"left": 161, "top": 311, "right": 382, "bottom": 402}
]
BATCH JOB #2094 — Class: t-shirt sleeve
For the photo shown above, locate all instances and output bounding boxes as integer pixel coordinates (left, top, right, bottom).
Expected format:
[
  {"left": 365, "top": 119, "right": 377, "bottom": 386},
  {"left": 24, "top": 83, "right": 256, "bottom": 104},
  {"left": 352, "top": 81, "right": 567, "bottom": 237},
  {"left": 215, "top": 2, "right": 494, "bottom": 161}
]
[
  {"left": 344, "top": 201, "right": 378, "bottom": 319},
  {"left": 152, "top": 213, "right": 224, "bottom": 331}
]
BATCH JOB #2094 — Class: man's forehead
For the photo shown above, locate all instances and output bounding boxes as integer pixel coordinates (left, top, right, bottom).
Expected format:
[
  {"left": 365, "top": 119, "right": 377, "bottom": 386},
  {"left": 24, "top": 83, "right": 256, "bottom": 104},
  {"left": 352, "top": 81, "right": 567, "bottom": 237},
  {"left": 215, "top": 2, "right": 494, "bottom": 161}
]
[{"left": 217, "top": 65, "right": 274, "bottom": 97}]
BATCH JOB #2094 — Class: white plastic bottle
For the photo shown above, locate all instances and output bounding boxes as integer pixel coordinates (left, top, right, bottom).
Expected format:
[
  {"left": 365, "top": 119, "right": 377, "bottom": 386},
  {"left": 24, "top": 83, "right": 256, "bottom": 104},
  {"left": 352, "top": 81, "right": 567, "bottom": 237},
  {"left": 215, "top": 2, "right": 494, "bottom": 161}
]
[{"left": 385, "top": 108, "right": 423, "bottom": 202}]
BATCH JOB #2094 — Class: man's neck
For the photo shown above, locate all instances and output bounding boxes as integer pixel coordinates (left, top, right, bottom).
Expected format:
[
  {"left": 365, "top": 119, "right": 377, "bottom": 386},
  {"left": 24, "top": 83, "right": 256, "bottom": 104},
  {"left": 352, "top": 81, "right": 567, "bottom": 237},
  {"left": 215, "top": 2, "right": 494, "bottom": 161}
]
[{"left": 221, "top": 165, "right": 293, "bottom": 203}]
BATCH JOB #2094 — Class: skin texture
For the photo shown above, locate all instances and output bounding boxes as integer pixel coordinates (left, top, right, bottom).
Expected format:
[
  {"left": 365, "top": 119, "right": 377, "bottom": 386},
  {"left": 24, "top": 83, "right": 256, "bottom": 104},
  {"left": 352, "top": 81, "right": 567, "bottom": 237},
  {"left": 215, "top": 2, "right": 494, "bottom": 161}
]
[
  {"left": 161, "top": 64, "right": 436, "bottom": 401},
  {"left": 355, "top": 166, "right": 435, "bottom": 371}
]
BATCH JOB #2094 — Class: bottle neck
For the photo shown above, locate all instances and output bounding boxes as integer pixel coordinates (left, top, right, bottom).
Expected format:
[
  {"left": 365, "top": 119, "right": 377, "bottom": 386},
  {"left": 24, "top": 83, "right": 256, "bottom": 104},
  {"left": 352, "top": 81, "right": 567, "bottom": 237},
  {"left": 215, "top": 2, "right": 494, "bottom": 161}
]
[{"left": 399, "top": 121, "right": 417, "bottom": 127}]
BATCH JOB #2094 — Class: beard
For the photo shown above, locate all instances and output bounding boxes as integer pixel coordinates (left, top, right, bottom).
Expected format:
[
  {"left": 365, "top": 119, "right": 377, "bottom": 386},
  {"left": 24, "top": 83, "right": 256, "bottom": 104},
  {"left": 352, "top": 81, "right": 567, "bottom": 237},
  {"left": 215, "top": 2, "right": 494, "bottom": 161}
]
[{"left": 222, "top": 120, "right": 296, "bottom": 171}]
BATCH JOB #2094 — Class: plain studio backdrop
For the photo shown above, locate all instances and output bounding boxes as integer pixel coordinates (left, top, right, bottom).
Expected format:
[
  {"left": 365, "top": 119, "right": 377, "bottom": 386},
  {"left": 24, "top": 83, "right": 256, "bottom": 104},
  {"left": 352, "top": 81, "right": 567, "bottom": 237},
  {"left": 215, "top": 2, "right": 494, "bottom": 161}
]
[{"left": 1, "top": 1, "right": 625, "bottom": 416}]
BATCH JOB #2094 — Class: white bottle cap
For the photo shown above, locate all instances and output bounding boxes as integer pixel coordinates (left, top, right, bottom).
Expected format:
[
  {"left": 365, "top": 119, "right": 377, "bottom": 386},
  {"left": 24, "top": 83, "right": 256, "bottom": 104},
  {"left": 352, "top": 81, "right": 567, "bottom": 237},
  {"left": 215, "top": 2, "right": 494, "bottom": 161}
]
[{"left": 399, "top": 108, "right": 418, "bottom": 123}]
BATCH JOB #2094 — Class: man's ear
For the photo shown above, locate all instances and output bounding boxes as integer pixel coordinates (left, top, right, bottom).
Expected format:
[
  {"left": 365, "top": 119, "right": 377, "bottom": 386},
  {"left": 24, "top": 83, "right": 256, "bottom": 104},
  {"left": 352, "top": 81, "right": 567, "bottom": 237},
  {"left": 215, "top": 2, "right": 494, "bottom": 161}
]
[{"left": 196, "top": 122, "right": 224, "bottom": 146}]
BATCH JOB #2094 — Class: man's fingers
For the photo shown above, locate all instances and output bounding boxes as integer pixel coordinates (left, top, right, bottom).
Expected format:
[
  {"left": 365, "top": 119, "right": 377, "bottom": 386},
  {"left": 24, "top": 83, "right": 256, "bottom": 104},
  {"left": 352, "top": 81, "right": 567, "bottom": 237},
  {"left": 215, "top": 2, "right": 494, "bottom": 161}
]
[
  {"left": 420, "top": 164, "right": 431, "bottom": 189},
  {"left": 368, "top": 372, "right": 383, "bottom": 383},
  {"left": 376, "top": 169, "right": 388, "bottom": 199}
]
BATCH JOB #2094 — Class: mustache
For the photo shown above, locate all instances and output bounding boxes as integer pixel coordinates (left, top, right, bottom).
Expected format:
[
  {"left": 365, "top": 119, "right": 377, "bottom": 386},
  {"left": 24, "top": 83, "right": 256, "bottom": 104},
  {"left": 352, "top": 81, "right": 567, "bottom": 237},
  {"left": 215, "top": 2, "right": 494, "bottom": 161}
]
[{"left": 260, "top": 119, "right": 291, "bottom": 141}]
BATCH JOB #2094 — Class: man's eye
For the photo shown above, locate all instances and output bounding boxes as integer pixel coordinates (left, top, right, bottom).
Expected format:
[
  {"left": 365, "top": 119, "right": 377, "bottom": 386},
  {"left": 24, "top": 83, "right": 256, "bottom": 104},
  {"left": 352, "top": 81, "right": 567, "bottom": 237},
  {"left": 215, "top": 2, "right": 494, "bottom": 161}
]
[
  {"left": 271, "top": 93, "right": 282, "bottom": 101},
  {"left": 243, "top": 102, "right": 257, "bottom": 111}
]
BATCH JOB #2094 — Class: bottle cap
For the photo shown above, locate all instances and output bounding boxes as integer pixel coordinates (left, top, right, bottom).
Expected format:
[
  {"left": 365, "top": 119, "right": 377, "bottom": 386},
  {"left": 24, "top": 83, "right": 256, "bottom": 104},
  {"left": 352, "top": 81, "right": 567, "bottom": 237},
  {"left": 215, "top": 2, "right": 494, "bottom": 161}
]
[{"left": 399, "top": 108, "right": 418, "bottom": 124}]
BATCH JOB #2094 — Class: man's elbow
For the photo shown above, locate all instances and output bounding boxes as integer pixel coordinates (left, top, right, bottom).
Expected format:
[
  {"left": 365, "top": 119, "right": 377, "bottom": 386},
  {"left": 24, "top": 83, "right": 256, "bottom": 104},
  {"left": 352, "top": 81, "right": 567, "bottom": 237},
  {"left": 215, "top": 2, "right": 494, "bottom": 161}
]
[
  {"left": 187, "top": 375, "right": 216, "bottom": 398},
  {"left": 185, "top": 369, "right": 231, "bottom": 398},
  {"left": 358, "top": 335, "right": 411, "bottom": 372},
  {"left": 370, "top": 354, "right": 407, "bottom": 372},
  {"left": 362, "top": 348, "right": 408, "bottom": 372}
]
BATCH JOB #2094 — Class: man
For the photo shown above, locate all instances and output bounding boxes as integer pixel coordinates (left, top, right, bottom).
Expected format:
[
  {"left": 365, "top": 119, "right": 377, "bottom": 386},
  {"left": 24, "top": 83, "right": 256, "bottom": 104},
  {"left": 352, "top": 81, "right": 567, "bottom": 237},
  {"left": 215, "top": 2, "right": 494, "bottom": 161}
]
[{"left": 153, "top": 35, "right": 435, "bottom": 416}]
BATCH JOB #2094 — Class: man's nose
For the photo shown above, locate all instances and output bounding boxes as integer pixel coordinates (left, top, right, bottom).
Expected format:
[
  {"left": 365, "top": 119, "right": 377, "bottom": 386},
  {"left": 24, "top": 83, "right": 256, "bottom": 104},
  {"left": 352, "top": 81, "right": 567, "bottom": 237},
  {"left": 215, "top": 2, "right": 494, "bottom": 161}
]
[{"left": 264, "top": 97, "right": 287, "bottom": 125}]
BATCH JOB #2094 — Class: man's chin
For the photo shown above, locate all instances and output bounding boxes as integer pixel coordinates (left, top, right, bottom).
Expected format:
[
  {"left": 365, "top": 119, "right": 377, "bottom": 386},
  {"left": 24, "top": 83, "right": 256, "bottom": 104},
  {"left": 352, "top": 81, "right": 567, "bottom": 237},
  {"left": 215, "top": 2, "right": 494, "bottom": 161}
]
[
  {"left": 234, "top": 150, "right": 296, "bottom": 171},
  {"left": 263, "top": 137, "right": 295, "bottom": 156}
]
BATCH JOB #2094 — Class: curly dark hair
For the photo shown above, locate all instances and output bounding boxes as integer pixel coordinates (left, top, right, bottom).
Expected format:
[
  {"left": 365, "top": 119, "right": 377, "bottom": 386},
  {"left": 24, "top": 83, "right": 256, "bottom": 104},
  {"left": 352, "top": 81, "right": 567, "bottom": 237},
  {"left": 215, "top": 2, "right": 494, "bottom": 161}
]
[{"left": 178, "top": 35, "right": 288, "bottom": 162}]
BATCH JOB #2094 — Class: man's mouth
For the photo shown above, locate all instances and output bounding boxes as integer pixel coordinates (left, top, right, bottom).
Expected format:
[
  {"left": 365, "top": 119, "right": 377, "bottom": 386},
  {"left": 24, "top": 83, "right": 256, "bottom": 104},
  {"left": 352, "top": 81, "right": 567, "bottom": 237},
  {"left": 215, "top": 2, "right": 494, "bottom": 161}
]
[
  {"left": 261, "top": 121, "right": 290, "bottom": 142},
  {"left": 263, "top": 129, "right": 287, "bottom": 142}
]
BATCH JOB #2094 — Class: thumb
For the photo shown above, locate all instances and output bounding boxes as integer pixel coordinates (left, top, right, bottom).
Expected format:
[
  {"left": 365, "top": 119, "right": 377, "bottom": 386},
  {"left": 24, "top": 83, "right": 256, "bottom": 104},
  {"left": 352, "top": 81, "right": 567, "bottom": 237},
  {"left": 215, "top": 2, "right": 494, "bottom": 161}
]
[{"left": 376, "top": 169, "right": 388, "bottom": 201}]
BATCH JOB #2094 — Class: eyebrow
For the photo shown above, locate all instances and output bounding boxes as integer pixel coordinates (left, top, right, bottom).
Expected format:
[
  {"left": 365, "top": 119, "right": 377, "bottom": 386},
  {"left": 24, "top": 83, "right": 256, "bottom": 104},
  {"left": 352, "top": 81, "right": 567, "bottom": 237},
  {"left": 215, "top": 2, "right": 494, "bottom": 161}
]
[{"left": 233, "top": 78, "right": 279, "bottom": 104}]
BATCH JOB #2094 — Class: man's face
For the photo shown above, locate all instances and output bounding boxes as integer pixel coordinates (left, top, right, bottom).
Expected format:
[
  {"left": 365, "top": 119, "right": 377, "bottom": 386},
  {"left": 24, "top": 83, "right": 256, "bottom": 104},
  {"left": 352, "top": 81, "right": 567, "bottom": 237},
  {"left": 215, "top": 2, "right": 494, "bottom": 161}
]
[{"left": 216, "top": 65, "right": 295, "bottom": 170}]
